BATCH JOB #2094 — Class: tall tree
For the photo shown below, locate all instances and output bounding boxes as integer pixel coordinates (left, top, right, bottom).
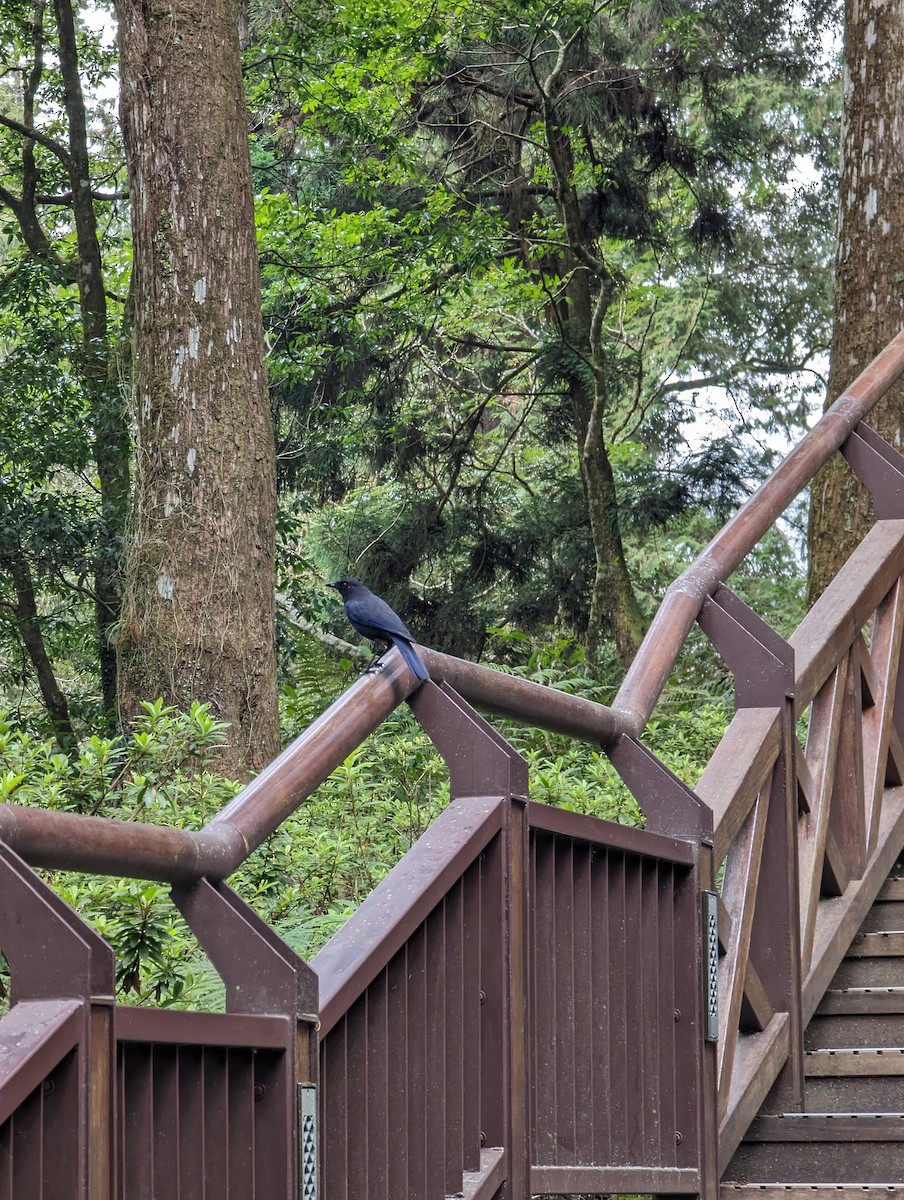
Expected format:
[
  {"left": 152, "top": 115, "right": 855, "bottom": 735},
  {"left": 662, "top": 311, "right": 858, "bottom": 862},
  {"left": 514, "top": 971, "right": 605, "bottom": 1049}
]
[
  {"left": 115, "top": 0, "right": 279, "bottom": 775},
  {"left": 807, "top": 0, "right": 904, "bottom": 601},
  {"left": 0, "top": 0, "right": 130, "bottom": 721},
  {"left": 251, "top": 0, "right": 835, "bottom": 668}
]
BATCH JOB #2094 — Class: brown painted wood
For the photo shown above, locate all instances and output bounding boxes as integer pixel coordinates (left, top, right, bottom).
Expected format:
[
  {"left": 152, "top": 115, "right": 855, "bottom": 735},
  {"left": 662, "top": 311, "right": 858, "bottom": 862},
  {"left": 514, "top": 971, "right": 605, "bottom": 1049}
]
[
  {"left": 799, "top": 660, "right": 848, "bottom": 968},
  {"left": 791, "top": 520, "right": 904, "bottom": 713},
  {"left": 530, "top": 1164, "right": 700, "bottom": 1192},
  {"left": 862, "top": 583, "right": 904, "bottom": 851},
  {"left": 460, "top": 1147, "right": 506, "bottom": 1200},
  {"left": 718, "top": 1012, "right": 790, "bottom": 1174},
  {"left": 0, "top": 999, "right": 81, "bottom": 1126},
  {"left": 718, "top": 788, "right": 771, "bottom": 1119},
  {"left": 803, "top": 787, "right": 904, "bottom": 1024},
  {"left": 740, "top": 959, "right": 775, "bottom": 1034},
  {"left": 695, "top": 707, "right": 781, "bottom": 866}
]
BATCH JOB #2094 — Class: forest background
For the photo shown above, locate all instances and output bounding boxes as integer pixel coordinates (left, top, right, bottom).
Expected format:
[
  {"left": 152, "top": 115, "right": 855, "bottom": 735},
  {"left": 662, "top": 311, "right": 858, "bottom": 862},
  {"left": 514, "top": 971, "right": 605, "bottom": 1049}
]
[{"left": 0, "top": 0, "right": 878, "bottom": 1005}]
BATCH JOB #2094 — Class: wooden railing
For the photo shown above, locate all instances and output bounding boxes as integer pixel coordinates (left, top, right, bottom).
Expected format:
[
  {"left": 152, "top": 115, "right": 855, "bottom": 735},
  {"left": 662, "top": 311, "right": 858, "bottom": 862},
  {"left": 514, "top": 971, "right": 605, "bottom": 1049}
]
[{"left": 1, "top": 332, "right": 904, "bottom": 1197}]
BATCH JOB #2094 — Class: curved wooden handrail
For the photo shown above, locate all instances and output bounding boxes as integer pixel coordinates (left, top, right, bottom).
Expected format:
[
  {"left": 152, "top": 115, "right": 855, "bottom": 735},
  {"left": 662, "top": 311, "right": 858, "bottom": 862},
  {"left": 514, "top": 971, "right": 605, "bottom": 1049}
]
[
  {"left": 2, "top": 329, "right": 904, "bottom": 884},
  {"left": 0, "top": 643, "right": 628, "bottom": 880},
  {"left": 614, "top": 328, "right": 904, "bottom": 731}
]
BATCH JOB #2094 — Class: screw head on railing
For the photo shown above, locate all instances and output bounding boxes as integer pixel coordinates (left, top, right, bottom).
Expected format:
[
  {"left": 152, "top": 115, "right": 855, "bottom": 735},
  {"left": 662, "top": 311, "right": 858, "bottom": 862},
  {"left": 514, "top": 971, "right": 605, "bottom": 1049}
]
[
  {"left": 479, "top": 989, "right": 486, "bottom": 1006},
  {"left": 479, "top": 1130, "right": 486, "bottom": 1147},
  {"left": 42, "top": 1078, "right": 54, "bottom": 1096},
  {"left": 674, "top": 1009, "right": 681, "bottom": 1022},
  {"left": 675, "top": 1131, "right": 683, "bottom": 1145},
  {"left": 254, "top": 1083, "right": 266, "bottom": 1102}
]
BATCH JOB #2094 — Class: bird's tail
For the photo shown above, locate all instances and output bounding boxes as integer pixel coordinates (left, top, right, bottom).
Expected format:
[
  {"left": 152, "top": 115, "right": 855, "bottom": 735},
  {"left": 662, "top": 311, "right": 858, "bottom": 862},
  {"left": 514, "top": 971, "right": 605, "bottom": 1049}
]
[{"left": 395, "top": 636, "right": 430, "bottom": 682}]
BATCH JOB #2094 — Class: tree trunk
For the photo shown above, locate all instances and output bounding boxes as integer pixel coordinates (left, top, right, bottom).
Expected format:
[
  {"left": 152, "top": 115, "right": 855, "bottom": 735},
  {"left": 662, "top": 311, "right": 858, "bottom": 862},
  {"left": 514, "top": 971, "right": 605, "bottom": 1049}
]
[
  {"left": 0, "top": 543, "right": 75, "bottom": 751},
  {"left": 115, "top": 0, "right": 280, "bottom": 776},
  {"left": 55, "top": 0, "right": 130, "bottom": 716},
  {"left": 548, "top": 120, "right": 647, "bottom": 667},
  {"left": 806, "top": 0, "right": 904, "bottom": 603}
]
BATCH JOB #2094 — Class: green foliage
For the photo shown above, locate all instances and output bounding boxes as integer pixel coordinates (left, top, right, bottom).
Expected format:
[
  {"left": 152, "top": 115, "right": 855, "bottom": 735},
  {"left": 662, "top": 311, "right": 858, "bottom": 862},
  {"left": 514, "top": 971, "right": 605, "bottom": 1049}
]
[{"left": 248, "top": 0, "right": 835, "bottom": 664}]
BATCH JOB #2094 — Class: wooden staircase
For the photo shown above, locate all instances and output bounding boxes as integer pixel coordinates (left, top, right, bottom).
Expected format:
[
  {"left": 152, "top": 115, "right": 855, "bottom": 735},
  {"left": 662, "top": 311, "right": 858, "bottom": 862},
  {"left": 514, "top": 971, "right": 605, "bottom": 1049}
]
[{"left": 723, "top": 861, "right": 904, "bottom": 1197}]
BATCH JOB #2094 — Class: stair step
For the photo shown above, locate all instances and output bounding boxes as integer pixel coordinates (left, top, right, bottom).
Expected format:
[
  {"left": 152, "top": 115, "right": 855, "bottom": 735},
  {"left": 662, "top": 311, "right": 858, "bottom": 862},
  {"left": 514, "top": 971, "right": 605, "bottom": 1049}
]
[
  {"left": 831, "top": 958, "right": 904, "bottom": 987},
  {"left": 848, "top": 931, "right": 904, "bottom": 956},
  {"left": 806, "top": 1048, "right": 904, "bottom": 1076},
  {"left": 722, "top": 1186, "right": 904, "bottom": 1199},
  {"left": 728, "top": 1138, "right": 904, "bottom": 1182},
  {"left": 819, "top": 988, "right": 904, "bottom": 1015},
  {"left": 746, "top": 1114, "right": 904, "bottom": 1141},
  {"left": 806, "top": 1072, "right": 904, "bottom": 1111},
  {"left": 859, "top": 902, "right": 904, "bottom": 932},
  {"left": 806, "top": 1014, "right": 904, "bottom": 1048},
  {"left": 878, "top": 876, "right": 904, "bottom": 901}
]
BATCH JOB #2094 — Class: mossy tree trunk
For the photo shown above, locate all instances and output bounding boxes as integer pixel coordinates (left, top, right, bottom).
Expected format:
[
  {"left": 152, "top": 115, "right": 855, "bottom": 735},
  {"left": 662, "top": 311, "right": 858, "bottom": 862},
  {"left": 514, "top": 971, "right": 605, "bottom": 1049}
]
[
  {"left": 115, "top": 0, "right": 279, "bottom": 775},
  {"left": 807, "top": 0, "right": 904, "bottom": 603}
]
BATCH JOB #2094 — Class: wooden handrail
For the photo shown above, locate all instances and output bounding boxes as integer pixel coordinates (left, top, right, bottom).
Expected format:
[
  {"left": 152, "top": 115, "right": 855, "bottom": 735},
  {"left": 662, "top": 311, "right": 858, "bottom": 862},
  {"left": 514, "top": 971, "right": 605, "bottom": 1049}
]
[
  {"left": 2, "top": 329, "right": 903, "bottom": 884},
  {"left": 614, "top": 328, "right": 904, "bottom": 730}
]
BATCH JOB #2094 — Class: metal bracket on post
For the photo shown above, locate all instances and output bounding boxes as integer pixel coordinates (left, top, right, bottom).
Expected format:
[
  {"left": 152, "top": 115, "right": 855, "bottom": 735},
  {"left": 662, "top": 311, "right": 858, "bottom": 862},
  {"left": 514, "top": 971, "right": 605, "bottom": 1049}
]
[
  {"left": 703, "top": 891, "right": 719, "bottom": 1043},
  {"left": 298, "top": 1082, "right": 318, "bottom": 1200},
  {"left": 843, "top": 421, "right": 904, "bottom": 517},
  {"left": 698, "top": 584, "right": 794, "bottom": 709}
]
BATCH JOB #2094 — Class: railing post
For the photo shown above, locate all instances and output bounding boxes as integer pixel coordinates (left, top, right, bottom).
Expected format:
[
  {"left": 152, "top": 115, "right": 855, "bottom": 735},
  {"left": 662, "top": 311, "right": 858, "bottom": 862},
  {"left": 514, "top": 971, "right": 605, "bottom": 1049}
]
[
  {"left": 698, "top": 585, "right": 804, "bottom": 1112},
  {"left": 843, "top": 423, "right": 904, "bottom": 764},
  {"left": 607, "top": 738, "right": 718, "bottom": 1200},
  {"left": 0, "top": 842, "right": 116, "bottom": 1200},
  {"left": 171, "top": 878, "right": 320, "bottom": 1200},
  {"left": 410, "top": 681, "right": 531, "bottom": 1200}
]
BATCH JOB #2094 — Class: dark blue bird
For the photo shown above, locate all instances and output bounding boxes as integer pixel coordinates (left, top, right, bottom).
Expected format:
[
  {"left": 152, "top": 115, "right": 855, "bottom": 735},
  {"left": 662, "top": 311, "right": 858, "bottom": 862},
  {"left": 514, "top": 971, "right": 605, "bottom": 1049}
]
[{"left": 328, "top": 578, "right": 430, "bottom": 682}]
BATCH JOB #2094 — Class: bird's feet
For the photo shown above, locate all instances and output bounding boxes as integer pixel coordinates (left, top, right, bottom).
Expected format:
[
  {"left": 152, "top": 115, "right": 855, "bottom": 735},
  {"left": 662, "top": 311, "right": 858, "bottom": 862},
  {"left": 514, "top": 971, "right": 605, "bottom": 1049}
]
[{"left": 363, "top": 655, "right": 387, "bottom": 675}]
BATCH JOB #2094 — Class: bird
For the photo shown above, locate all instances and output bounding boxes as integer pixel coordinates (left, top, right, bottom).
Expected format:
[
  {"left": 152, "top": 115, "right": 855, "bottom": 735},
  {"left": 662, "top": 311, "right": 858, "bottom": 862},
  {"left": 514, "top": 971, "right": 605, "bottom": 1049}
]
[{"left": 328, "top": 577, "right": 430, "bottom": 682}]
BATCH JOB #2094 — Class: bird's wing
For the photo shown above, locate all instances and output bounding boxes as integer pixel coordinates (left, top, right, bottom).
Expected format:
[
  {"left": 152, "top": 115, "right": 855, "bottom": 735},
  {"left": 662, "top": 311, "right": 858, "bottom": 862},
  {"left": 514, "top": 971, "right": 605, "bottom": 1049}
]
[{"left": 345, "top": 592, "right": 416, "bottom": 641}]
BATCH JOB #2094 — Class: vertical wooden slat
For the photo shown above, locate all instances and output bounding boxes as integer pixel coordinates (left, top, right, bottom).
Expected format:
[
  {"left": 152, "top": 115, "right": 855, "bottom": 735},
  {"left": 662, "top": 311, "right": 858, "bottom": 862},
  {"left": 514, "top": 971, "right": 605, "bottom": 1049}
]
[
  {"left": 608, "top": 851, "right": 628, "bottom": 1159},
  {"left": 443, "top": 882, "right": 464, "bottom": 1193},
  {"left": 478, "top": 834, "right": 505, "bottom": 1153},
  {"left": 640, "top": 858, "right": 662, "bottom": 1165},
  {"left": 461, "top": 859, "right": 482, "bottom": 1173},
  {"left": 406, "top": 927, "right": 427, "bottom": 1199},
  {"left": 120, "top": 1044, "right": 154, "bottom": 1200},
  {"left": 590, "top": 846, "right": 612, "bottom": 1164},
  {"left": 149, "top": 1046, "right": 179, "bottom": 1200},
  {"left": 572, "top": 843, "right": 593, "bottom": 1163},
  {"left": 624, "top": 855, "right": 645, "bottom": 1160},
  {"left": 344, "top": 996, "right": 368, "bottom": 1196},
  {"left": 656, "top": 863, "right": 678, "bottom": 1167},
  {"left": 365, "top": 972, "right": 389, "bottom": 1200},
  {"left": 553, "top": 836, "right": 575, "bottom": 1164},
  {"left": 202, "top": 1049, "right": 228, "bottom": 1200},
  {"left": 177, "top": 1046, "right": 203, "bottom": 1200},
  {"left": 424, "top": 906, "right": 446, "bottom": 1199},
  {"left": 11, "top": 1090, "right": 42, "bottom": 1199},
  {"left": 385, "top": 955, "right": 408, "bottom": 1200},
  {"left": 530, "top": 831, "right": 556, "bottom": 1165},
  {"left": 322, "top": 1017, "right": 348, "bottom": 1200},
  {"left": 250, "top": 1049, "right": 292, "bottom": 1200},
  {"left": 226, "top": 1050, "right": 254, "bottom": 1199},
  {"left": 0, "top": 1109, "right": 10, "bottom": 1198}
]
